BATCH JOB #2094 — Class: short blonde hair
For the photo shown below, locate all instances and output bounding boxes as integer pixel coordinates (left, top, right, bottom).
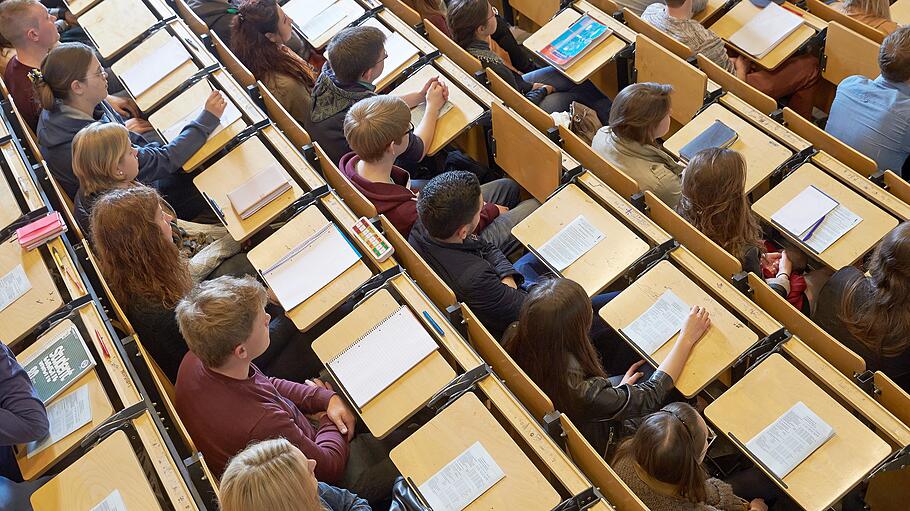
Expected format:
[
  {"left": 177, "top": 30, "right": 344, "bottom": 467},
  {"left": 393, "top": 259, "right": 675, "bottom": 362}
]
[
  {"left": 220, "top": 439, "right": 325, "bottom": 511},
  {"left": 0, "top": 0, "right": 41, "bottom": 46},
  {"left": 175, "top": 275, "right": 267, "bottom": 368},
  {"left": 343, "top": 95, "right": 411, "bottom": 162},
  {"left": 72, "top": 122, "right": 132, "bottom": 195}
]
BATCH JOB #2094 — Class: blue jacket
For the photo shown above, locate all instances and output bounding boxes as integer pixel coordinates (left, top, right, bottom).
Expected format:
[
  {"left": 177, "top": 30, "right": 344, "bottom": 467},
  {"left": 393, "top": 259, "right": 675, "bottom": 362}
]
[
  {"left": 0, "top": 343, "right": 48, "bottom": 448},
  {"left": 318, "top": 482, "right": 371, "bottom": 510},
  {"left": 37, "top": 101, "right": 219, "bottom": 198}
]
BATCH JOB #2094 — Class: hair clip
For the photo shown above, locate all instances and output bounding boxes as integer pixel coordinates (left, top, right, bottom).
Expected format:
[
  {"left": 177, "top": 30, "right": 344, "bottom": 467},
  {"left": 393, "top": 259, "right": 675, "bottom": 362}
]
[{"left": 27, "top": 69, "right": 43, "bottom": 83}]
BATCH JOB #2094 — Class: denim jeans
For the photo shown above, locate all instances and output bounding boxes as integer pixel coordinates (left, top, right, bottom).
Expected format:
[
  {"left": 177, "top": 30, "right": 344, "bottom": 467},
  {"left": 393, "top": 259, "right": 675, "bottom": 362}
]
[
  {"left": 521, "top": 67, "right": 613, "bottom": 123},
  {"left": 479, "top": 179, "right": 540, "bottom": 256}
]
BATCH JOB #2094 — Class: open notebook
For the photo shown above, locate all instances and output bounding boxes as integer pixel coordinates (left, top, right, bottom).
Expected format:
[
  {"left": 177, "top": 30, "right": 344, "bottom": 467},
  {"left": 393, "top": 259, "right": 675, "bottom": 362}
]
[
  {"left": 362, "top": 17, "right": 420, "bottom": 86},
  {"left": 161, "top": 98, "right": 242, "bottom": 143},
  {"left": 729, "top": 3, "right": 803, "bottom": 58},
  {"left": 771, "top": 185, "right": 860, "bottom": 253},
  {"left": 227, "top": 164, "right": 292, "bottom": 219},
  {"left": 328, "top": 306, "right": 438, "bottom": 408},
  {"left": 120, "top": 37, "right": 192, "bottom": 97}
]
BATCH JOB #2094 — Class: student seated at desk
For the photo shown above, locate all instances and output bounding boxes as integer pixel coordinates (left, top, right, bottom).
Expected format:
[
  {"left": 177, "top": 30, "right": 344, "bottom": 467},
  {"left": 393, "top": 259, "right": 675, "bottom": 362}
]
[
  {"left": 616, "top": 0, "right": 707, "bottom": 16},
  {"left": 612, "top": 402, "right": 769, "bottom": 511},
  {"left": 826, "top": 27, "right": 910, "bottom": 176},
  {"left": 813, "top": 222, "right": 910, "bottom": 391},
  {"left": 231, "top": 0, "right": 317, "bottom": 129},
  {"left": 0, "top": 0, "right": 137, "bottom": 131},
  {"left": 341, "top": 95, "right": 538, "bottom": 252},
  {"left": 504, "top": 278, "right": 711, "bottom": 456},
  {"left": 831, "top": 0, "right": 898, "bottom": 35},
  {"left": 592, "top": 82, "right": 683, "bottom": 207},
  {"left": 31, "top": 42, "right": 223, "bottom": 219},
  {"left": 189, "top": 0, "right": 312, "bottom": 57},
  {"left": 447, "top": 0, "right": 613, "bottom": 122},
  {"left": 641, "top": 0, "right": 820, "bottom": 118},
  {"left": 220, "top": 438, "right": 371, "bottom": 511}
]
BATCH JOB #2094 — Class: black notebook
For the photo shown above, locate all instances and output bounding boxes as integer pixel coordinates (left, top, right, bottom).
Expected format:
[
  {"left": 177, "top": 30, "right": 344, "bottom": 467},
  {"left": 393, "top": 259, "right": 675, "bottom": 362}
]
[{"left": 679, "top": 120, "right": 738, "bottom": 162}]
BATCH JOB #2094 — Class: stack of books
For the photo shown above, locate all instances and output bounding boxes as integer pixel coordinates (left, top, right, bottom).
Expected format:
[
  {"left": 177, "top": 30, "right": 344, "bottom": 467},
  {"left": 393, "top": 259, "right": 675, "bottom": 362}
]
[
  {"left": 227, "top": 165, "right": 292, "bottom": 219},
  {"left": 16, "top": 212, "right": 67, "bottom": 250}
]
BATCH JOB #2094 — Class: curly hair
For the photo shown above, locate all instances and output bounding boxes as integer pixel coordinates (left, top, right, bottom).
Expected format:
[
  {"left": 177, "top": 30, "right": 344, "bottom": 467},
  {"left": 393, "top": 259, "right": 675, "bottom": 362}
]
[{"left": 231, "top": 0, "right": 315, "bottom": 87}]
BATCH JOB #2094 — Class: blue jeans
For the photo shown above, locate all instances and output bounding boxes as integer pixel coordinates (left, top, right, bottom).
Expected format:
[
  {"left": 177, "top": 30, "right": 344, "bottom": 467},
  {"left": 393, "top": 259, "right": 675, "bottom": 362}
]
[{"left": 521, "top": 67, "right": 613, "bottom": 123}]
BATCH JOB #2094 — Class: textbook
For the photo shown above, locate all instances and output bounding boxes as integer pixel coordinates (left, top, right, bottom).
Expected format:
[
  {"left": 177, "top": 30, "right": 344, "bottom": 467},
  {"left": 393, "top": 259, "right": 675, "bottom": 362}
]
[
  {"left": 419, "top": 441, "right": 505, "bottom": 511},
  {"left": 745, "top": 401, "right": 834, "bottom": 478},
  {"left": 26, "top": 383, "right": 92, "bottom": 458},
  {"left": 16, "top": 211, "right": 67, "bottom": 251},
  {"left": 729, "top": 2, "right": 803, "bottom": 58},
  {"left": 227, "top": 164, "right": 292, "bottom": 219},
  {"left": 161, "top": 98, "right": 242, "bottom": 143},
  {"left": 538, "top": 13, "right": 612, "bottom": 69},
  {"left": 22, "top": 320, "right": 96, "bottom": 404},
  {"left": 537, "top": 215, "right": 605, "bottom": 271},
  {"left": 328, "top": 306, "right": 437, "bottom": 408},
  {"left": 770, "top": 185, "right": 858, "bottom": 253},
  {"left": 678, "top": 120, "right": 738, "bottom": 162},
  {"left": 120, "top": 37, "right": 192, "bottom": 97}
]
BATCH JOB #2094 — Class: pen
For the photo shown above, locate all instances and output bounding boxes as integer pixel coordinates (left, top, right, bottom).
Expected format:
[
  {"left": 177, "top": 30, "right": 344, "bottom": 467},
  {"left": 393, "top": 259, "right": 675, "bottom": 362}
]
[
  {"left": 781, "top": 3, "right": 804, "bottom": 16},
  {"left": 51, "top": 246, "right": 85, "bottom": 295},
  {"left": 202, "top": 191, "right": 226, "bottom": 222},
  {"left": 94, "top": 328, "right": 111, "bottom": 358},
  {"left": 802, "top": 215, "right": 825, "bottom": 241},
  {"left": 423, "top": 311, "right": 445, "bottom": 337}
]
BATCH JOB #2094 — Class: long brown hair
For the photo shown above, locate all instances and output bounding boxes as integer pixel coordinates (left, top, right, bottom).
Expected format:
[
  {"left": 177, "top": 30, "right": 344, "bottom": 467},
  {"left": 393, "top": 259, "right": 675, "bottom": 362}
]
[
  {"left": 30, "top": 42, "right": 95, "bottom": 109},
  {"left": 231, "top": 0, "right": 315, "bottom": 87},
  {"left": 503, "top": 278, "right": 607, "bottom": 417},
  {"left": 613, "top": 402, "right": 709, "bottom": 503},
  {"left": 412, "top": 0, "right": 445, "bottom": 18},
  {"left": 676, "top": 148, "right": 762, "bottom": 261},
  {"left": 842, "top": 222, "right": 910, "bottom": 359},
  {"left": 609, "top": 82, "right": 673, "bottom": 145},
  {"left": 446, "top": 0, "right": 489, "bottom": 47},
  {"left": 90, "top": 185, "right": 192, "bottom": 309}
]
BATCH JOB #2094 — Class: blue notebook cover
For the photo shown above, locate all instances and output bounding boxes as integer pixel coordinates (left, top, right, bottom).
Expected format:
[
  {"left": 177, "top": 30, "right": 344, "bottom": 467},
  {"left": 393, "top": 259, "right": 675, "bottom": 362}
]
[{"left": 540, "top": 14, "right": 611, "bottom": 68}]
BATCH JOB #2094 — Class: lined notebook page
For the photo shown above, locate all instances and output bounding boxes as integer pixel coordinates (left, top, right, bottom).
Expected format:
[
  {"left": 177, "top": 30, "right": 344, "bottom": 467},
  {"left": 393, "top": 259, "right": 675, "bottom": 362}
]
[
  {"left": 729, "top": 3, "right": 803, "bottom": 58},
  {"left": 329, "top": 306, "right": 437, "bottom": 408}
]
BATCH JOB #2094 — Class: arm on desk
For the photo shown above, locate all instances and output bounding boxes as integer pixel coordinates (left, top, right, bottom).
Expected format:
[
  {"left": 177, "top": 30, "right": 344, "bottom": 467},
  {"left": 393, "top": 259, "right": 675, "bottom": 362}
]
[
  {"left": 412, "top": 80, "right": 448, "bottom": 160},
  {"left": 250, "top": 406, "right": 349, "bottom": 483},
  {"left": 0, "top": 344, "right": 49, "bottom": 445},
  {"left": 655, "top": 306, "right": 711, "bottom": 383},
  {"left": 582, "top": 370, "right": 675, "bottom": 422},
  {"left": 136, "top": 109, "right": 220, "bottom": 179}
]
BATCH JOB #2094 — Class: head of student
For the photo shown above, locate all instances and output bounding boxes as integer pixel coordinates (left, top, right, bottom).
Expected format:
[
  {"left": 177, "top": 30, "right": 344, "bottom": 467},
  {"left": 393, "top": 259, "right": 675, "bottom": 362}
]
[
  {"left": 614, "top": 402, "right": 712, "bottom": 503},
  {"left": 31, "top": 42, "right": 108, "bottom": 111},
  {"left": 175, "top": 275, "right": 271, "bottom": 370},
  {"left": 90, "top": 185, "right": 190, "bottom": 308},
  {"left": 231, "top": 0, "right": 314, "bottom": 86},
  {"left": 325, "top": 25, "right": 387, "bottom": 84},
  {"left": 842, "top": 0, "right": 892, "bottom": 20},
  {"left": 503, "top": 278, "right": 606, "bottom": 416},
  {"left": 664, "top": 0, "right": 692, "bottom": 12},
  {"left": 0, "top": 0, "right": 59, "bottom": 52},
  {"left": 343, "top": 95, "right": 412, "bottom": 162},
  {"left": 416, "top": 170, "right": 483, "bottom": 241},
  {"left": 72, "top": 122, "right": 138, "bottom": 196},
  {"left": 676, "top": 147, "right": 760, "bottom": 260},
  {"left": 446, "top": 0, "right": 496, "bottom": 48},
  {"left": 609, "top": 82, "right": 673, "bottom": 145},
  {"left": 879, "top": 26, "right": 910, "bottom": 83},
  {"left": 220, "top": 438, "right": 325, "bottom": 511}
]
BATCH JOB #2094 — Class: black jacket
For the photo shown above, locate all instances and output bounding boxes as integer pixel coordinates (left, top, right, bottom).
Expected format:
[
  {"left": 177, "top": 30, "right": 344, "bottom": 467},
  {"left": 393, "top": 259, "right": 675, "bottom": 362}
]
[
  {"left": 465, "top": 39, "right": 533, "bottom": 94},
  {"left": 408, "top": 221, "right": 526, "bottom": 338}
]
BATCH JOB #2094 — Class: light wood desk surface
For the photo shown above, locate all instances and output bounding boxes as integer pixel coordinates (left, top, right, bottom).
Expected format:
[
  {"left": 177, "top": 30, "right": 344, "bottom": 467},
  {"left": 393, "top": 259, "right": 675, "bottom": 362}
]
[
  {"left": 148, "top": 80, "right": 247, "bottom": 172},
  {"left": 522, "top": 5, "right": 630, "bottom": 84},
  {"left": 705, "top": 354, "right": 891, "bottom": 511},
  {"left": 192, "top": 136, "right": 304, "bottom": 242},
  {"left": 709, "top": 1, "right": 824, "bottom": 71},
  {"left": 77, "top": 302, "right": 142, "bottom": 405},
  {"left": 752, "top": 163, "right": 898, "bottom": 269},
  {"left": 284, "top": 0, "right": 364, "bottom": 49},
  {"left": 110, "top": 30, "right": 198, "bottom": 112},
  {"left": 0, "top": 240, "right": 64, "bottom": 346},
  {"left": 66, "top": 0, "right": 101, "bottom": 16},
  {"left": 664, "top": 103, "right": 792, "bottom": 192},
  {"left": 600, "top": 260, "right": 758, "bottom": 397},
  {"left": 693, "top": 0, "right": 728, "bottom": 24},
  {"left": 0, "top": 163, "right": 25, "bottom": 231},
  {"left": 312, "top": 289, "right": 456, "bottom": 438},
  {"left": 512, "top": 183, "right": 649, "bottom": 297},
  {"left": 1, "top": 144, "right": 43, "bottom": 213},
  {"left": 389, "top": 64, "right": 485, "bottom": 156},
  {"left": 390, "top": 393, "right": 563, "bottom": 511},
  {"left": 892, "top": 0, "right": 910, "bottom": 24},
  {"left": 79, "top": 0, "right": 159, "bottom": 59},
  {"left": 361, "top": 17, "right": 421, "bottom": 92},
  {"left": 31, "top": 430, "right": 161, "bottom": 510},
  {"left": 46, "top": 237, "right": 86, "bottom": 300},
  {"left": 248, "top": 204, "right": 372, "bottom": 332}
]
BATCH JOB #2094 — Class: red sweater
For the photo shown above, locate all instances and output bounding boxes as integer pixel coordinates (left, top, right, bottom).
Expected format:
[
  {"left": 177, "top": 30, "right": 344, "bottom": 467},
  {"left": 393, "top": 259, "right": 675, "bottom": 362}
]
[
  {"left": 4, "top": 57, "right": 40, "bottom": 131},
  {"left": 339, "top": 152, "right": 500, "bottom": 236},
  {"left": 174, "top": 353, "right": 348, "bottom": 480}
]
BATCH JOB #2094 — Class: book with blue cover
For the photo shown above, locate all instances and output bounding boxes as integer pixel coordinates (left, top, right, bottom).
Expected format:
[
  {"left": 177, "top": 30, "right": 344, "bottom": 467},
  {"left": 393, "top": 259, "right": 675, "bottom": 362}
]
[{"left": 539, "top": 13, "right": 612, "bottom": 69}]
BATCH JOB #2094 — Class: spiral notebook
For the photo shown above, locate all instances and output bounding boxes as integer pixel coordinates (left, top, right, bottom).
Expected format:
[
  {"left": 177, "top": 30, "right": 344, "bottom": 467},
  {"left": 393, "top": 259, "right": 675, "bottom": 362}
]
[{"left": 328, "top": 306, "right": 438, "bottom": 408}]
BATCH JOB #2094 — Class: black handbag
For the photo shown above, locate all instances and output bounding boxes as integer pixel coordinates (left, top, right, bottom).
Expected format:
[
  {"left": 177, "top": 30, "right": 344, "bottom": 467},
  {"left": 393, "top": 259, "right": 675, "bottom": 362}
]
[{"left": 388, "top": 476, "right": 430, "bottom": 511}]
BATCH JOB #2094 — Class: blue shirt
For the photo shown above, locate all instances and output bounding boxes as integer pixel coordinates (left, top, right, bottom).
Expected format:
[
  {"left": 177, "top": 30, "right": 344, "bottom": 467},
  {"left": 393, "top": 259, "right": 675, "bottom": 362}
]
[
  {"left": 825, "top": 75, "right": 910, "bottom": 174},
  {"left": 317, "top": 482, "right": 371, "bottom": 511}
]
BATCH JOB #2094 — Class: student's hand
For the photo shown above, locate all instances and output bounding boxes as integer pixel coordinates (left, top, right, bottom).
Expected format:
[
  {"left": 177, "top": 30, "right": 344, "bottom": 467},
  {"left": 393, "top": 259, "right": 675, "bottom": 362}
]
[
  {"left": 532, "top": 82, "right": 555, "bottom": 94},
  {"left": 419, "top": 76, "right": 441, "bottom": 98},
  {"left": 493, "top": 204, "right": 509, "bottom": 214},
  {"left": 204, "top": 90, "right": 227, "bottom": 118},
  {"left": 749, "top": 499, "right": 768, "bottom": 511},
  {"left": 733, "top": 56, "right": 750, "bottom": 80},
  {"left": 619, "top": 360, "right": 646, "bottom": 385},
  {"left": 266, "top": 286, "right": 281, "bottom": 307},
  {"left": 501, "top": 275, "right": 518, "bottom": 289},
  {"left": 108, "top": 95, "right": 139, "bottom": 118},
  {"left": 778, "top": 250, "right": 793, "bottom": 277},
  {"left": 678, "top": 305, "right": 710, "bottom": 348},
  {"left": 124, "top": 117, "right": 154, "bottom": 134},
  {"left": 326, "top": 395, "right": 356, "bottom": 441},
  {"left": 64, "top": 9, "right": 79, "bottom": 26},
  {"left": 425, "top": 81, "right": 447, "bottom": 112},
  {"left": 305, "top": 378, "right": 333, "bottom": 391},
  {"left": 760, "top": 252, "right": 781, "bottom": 275}
]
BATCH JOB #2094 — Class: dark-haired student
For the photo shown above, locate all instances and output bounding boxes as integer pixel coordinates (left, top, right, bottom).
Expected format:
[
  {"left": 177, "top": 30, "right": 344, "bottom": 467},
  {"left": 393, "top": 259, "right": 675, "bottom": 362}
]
[
  {"left": 812, "top": 222, "right": 910, "bottom": 391},
  {"left": 505, "top": 278, "right": 710, "bottom": 455},
  {"left": 188, "top": 0, "right": 310, "bottom": 55}
]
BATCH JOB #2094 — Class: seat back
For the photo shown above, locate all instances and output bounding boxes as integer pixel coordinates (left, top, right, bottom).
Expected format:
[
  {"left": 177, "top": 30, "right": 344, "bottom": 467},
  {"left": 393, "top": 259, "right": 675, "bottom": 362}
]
[
  {"left": 174, "top": 0, "right": 209, "bottom": 36},
  {"left": 557, "top": 125, "right": 640, "bottom": 200},
  {"left": 822, "top": 22, "right": 881, "bottom": 85},
  {"left": 486, "top": 68, "right": 555, "bottom": 133},
  {"left": 210, "top": 31, "right": 255, "bottom": 88},
  {"left": 624, "top": 8, "right": 691, "bottom": 59},
  {"left": 805, "top": 0, "right": 886, "bottom": 43},
  {"left": 378, "top": 214, "right": 456, "bottom": 309},
  {"left": 636, "top": 34, "right": 707, "bottom": 124},
  {"left": 781, "top": 107, "right": 878, "bottom": 177},
  {"left": 696, "top": 55, "right": 778, "bottom": 115},
  {"left": 256, "top": 80, "right": 311, "bottom": 149},
  {"left": 491, "top": 102, "right": 562, "bottom": 201},
  {"left": 424, "top": 21, "right": 482, "bottom": 75}
]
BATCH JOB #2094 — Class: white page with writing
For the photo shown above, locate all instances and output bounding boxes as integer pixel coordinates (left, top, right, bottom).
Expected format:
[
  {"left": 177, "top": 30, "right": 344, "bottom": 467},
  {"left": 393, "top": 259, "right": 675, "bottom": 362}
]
[
  {"left": 419, "top": 441, "right": 505, "bottom": 511},
  {"left": 329, "top": 306, "right": 437, "bottom": 408},
  {"left": 802, "top": 204, "right": 861, "bottom": 253},
  {"left": 27, "top": 384, "right": 92, "bottom": 458},
  {"left": 729, "top": 3, "right": 803, "bottom": 58},
  {"left": 90, "top": 490, "right": 128, "bottom": 511},
  {"left": 121, "top": 37, "right": 192, "bottom": 97},
  {"left": 745, "top": 401, "right": 834, "bottom": 479},
  {"left": 537, "top": 215, "right": 605, "bottom": 271},
  {"left": 297, "top": 0, "right": 360, "bottom": 42},
  {"left": 162, "top": 98, "right": 242, "bottom": 142},
  {"left": 621, "top": 290, "right": 690, "bottom": 355},
  {"left": 264, "top": 224, "right": 360, "bottom": 310},
  {"left": 0, "top": 264, "right": 31, "bottom": 312},
  {"left": 771, "top": 185, "right": 838, "bottom": 237}
]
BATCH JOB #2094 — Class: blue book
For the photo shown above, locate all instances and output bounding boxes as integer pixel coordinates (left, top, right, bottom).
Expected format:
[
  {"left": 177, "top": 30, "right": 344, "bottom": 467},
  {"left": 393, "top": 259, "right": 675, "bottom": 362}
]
[{"left": 539, "top": 14, "right": 611, "bottom": 68}]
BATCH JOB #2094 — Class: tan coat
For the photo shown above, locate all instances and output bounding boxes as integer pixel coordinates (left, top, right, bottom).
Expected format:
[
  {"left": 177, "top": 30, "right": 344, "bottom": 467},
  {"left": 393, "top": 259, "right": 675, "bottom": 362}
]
[{"left": 591, "top": 126, "right": 684, "bottom": 207}]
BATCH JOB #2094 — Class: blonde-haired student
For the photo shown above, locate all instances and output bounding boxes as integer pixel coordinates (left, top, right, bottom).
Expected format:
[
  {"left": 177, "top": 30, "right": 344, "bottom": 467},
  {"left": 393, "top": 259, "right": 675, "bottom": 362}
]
[{"left": 831, "top": 0, "right": 898, "bottom": 35}]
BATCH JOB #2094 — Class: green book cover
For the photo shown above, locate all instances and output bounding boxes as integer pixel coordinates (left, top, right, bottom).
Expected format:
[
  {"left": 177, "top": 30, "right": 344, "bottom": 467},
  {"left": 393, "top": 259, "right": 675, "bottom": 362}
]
[{"left": 23, "top": 320, "right": 96, "bottom": 404}]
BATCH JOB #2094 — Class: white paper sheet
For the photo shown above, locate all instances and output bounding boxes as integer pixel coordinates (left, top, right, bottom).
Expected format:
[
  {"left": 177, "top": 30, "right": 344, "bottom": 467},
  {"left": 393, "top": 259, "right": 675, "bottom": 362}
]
[
  {"left": 328, "top": 306, "right": 437, "bottom": 408},
  {"left": 418, "top": 441, "right": 505, "bottom": 511},
  {"left": 264, "top": 223, "right": 361, "bottom": 310},
  {"left": 295, "top": 0, "right": 361, "bottom": 42},
  {"left": 802, "top": 204, "right": 861, "bottom": 253},
  {"left": 621, "top": 290, "right": 690, "bottom": 355},
  {"left": 0, "top": 264, "right": 31, "bottom": 312},
  {"left": 770, "top": 185, "right": 838, "bottom": 237},
  {"left": 162, "top": 98, "right": 242, "bottom": 142},
  {"left": 745, "top": 401, "right": 834, "bottom": 479},
  {"left": 90, "top": 490, "right": 128, "bottom": 511},
  {"left": 537, "top": 215, "right": 605, "bottom": 271},
  {"left": 729, "top": 3, "right": 803, "bottom": 58},
  {"left": 121, "top": 37, "right": 192, "bottom": 97},
  {"left": 27, "top": 384, "right": 92, "bottom": 458}
]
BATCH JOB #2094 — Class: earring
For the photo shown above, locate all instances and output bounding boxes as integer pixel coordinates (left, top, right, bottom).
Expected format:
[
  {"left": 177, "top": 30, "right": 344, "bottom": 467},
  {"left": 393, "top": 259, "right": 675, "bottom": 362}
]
[{"left": 117, "top": 171, "right": 124, "bottom": 176}]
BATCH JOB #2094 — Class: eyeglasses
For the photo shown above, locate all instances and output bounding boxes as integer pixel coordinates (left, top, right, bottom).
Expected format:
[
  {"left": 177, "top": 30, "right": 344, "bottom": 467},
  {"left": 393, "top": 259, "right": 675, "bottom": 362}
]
[
  {"left": 405, "top": 121, "right": 415, "bottom": 136},
  {"left": 486, "top": 5, "right": 499, "bottom": 22},
  {"left": 82, "top": 68, "right": 108, "bottom": 81}
]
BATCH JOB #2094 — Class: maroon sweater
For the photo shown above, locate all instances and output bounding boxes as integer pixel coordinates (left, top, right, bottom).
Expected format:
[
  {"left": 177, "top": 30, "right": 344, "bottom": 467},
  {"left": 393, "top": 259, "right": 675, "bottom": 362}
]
[
  {"left": 174, "top": 353, "right": 348, "bottom": 480},
  {"left": 339, "top": 152, "right": 500, "bottom": 236},
  {"left": 4, "top": 57, "right": 40, "bottom": 131}
]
